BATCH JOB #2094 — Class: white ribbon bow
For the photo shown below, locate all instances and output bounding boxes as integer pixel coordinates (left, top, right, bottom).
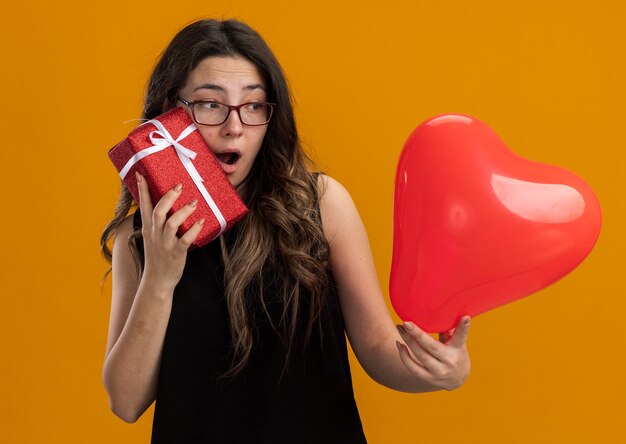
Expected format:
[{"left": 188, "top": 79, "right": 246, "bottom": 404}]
[{"left": 119, "top": 118, "right": 227, "bottom": 238}]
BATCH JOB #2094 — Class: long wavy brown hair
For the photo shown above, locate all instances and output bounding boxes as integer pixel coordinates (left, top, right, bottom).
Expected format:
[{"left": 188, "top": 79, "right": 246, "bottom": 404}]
[{"left": 100, "top": 19, "right": 331, "bottom": 376}]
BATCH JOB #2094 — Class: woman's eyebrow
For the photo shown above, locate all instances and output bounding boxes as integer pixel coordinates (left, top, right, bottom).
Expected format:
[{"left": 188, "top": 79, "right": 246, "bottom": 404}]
[
  {"left": 192, "top": 83, "right": 225, "bottom": 92},
  {"left": 192, "top": 83, "right": 266, "bottom": 92},
  {"left": 244, "top": 84, "right": 266, "bottom": 91}
]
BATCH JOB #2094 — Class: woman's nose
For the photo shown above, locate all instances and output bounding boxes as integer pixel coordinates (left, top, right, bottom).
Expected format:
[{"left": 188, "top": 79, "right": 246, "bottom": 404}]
[{"left": 221, "top": 109, "right": 244, "bottom": 136}]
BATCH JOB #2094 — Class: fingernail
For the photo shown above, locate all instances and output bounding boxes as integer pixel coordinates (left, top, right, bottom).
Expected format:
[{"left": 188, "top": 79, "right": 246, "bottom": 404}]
[
  {"left": 395, "top": 341, "right": 403, "bottom": 352},
  {"left": 465, "top": 318, "right": 471, "bottom": 326},
  {"left": 404, "top": 321, "right": 415, "bottom": 331},
  {"left": 135, "top": 172, "right": 143, "bottom": 183},
  {"left": 173, "top": 183, "right": 182, "bottom": 192},
  {"left": 188, "top": 199, "right": 198, "bottom": 207},
  {"left": 197, "top": 218, "right": 205, "bottom": 226},
  {"left": 397, "top": 325, "right": 406, "bottom": 335}
]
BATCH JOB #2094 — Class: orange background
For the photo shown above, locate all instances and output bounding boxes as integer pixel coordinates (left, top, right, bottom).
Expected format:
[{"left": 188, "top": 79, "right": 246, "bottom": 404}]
[{"left": 1, "top": 1, "right": 625, "bottom": 442}]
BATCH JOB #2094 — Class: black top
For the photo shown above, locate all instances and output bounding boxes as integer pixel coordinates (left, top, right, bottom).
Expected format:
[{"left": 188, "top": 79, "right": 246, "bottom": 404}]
[{"left": 132, "top": 200, "right": 367, "bottom": 443}]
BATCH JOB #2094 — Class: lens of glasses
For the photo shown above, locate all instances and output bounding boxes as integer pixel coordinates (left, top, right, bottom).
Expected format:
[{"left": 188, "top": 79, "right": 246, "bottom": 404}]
[{"left": 193, "top": 102, "right": 272, "bottom": 125}]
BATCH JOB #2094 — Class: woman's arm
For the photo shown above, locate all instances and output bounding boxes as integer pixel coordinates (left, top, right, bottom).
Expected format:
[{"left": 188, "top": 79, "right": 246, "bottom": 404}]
[
  {"left": 102, "top": 174, "right": 204, "bottom": 422},
  {"left": 102, "top": 216, "right": 174, "bottom": 422},
  {"left": 318, "top": 175, "right": 471, "bottom": 393}
]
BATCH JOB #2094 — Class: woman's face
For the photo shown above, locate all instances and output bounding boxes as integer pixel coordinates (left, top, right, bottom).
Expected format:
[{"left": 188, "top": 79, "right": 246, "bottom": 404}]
[{"left": 178, "top": 55, "right": 269, "bottom": 188}]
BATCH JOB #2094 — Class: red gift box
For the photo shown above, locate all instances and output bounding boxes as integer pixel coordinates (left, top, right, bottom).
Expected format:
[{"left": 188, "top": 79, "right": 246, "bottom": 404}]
[{"left": 108, "top": 107, "right": 248, "bottom": 248}]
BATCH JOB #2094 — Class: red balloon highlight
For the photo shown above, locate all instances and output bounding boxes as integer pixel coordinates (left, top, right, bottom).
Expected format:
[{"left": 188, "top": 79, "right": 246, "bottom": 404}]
[{"left": 390, "top": 114, "right": 602, "bottom": 333}]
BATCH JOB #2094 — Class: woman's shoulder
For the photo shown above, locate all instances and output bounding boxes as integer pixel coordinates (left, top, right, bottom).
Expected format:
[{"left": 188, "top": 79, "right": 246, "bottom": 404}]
[
  {"left": 315, "top": 174, "right": 359, "bottom": 242},
  {"left": 116, "top": 213, "right": 136, "bottom": 241},
  {"left": 315, "top": 173, "right": 354, "bottom": 207},
  {"left": 112, "top": 211, "right": 145, "bottom": 268},
  {"left": 112, "top": 212, "right": 142, "bottom": 251}
]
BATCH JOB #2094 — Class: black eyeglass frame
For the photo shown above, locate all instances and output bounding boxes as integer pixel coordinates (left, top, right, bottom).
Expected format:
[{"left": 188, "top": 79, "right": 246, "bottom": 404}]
[{"left": 177, "top": 96, "right": 275, "bottom": 126}]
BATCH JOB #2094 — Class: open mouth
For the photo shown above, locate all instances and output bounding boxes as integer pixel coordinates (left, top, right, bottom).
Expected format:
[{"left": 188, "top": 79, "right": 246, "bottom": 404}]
[
  {"left": 215, "top": 152, "right": 240, "bottom": 165},
  {"left": 214, "top": 151, "right": 241, "bottom": 175}
]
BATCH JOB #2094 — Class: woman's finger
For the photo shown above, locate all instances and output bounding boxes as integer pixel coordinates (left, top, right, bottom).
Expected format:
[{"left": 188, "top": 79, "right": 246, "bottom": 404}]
[
  {"left": 161, "top": 199, "right": 198, "bottom": 242},
  {"left": 402, "top": 321, "right": 446, "bottom": 362},
  {"left": 151, "top": 183, "right": 183, "bottom": 230},
  {"left": 395, "top": 341, "right": 431, "bottom": 380},
  {"left": 449, "top": 316, "right": 471, "bottom": 348},
  {"left": 175, "top": 218, "right": 205, "bottom": 253},
  {"left": 135, "top": 172, "right": 153, "bottom": 230},
  {"left": 397, "top": 325, "right": 444, "bottom": 373}
]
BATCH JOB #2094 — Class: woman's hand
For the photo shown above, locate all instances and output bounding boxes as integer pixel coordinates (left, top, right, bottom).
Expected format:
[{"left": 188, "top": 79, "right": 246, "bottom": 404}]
[
  {"left": 136, "top": 172, "right": 204, "bottom": 291},
  {"left": 396, "top": 316, "right": 471, "bottom": 391}
]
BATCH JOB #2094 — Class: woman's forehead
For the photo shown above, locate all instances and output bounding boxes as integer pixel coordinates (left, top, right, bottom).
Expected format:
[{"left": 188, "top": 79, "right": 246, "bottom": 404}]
[{"left": 185, "top": 56, "right": 265, "bottom": 92}]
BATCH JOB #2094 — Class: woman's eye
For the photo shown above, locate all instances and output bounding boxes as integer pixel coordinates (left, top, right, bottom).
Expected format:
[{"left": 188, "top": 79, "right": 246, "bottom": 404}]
[
  {"left": 245, "top": 103, "right": 264, "bottom": 112},
  {"left": 198, "top": 102, "right": 221, "bottom": 111}
]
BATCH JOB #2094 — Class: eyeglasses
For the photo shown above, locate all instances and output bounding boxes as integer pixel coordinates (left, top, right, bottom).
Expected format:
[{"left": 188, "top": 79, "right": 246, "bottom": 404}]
[{"left": 177, "top": 97, "right": 275, "bottom": 126}]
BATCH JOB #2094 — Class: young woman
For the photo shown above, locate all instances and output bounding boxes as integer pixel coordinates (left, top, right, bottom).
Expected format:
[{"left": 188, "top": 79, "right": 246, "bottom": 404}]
[{"left": 101, "top": 19, "right": 471, "bottom": 443}]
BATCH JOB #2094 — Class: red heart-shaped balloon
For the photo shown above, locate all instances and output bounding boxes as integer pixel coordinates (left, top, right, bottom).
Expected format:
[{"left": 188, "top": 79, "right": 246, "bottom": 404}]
[{"left": 390, "top": 114, "right": 602, "bottom": 333}]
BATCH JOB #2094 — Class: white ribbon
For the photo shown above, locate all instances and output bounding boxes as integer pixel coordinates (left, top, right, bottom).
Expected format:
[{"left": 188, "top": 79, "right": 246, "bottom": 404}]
[{"left": 119, "top": 118, "right": 227, "bottom": 238}]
